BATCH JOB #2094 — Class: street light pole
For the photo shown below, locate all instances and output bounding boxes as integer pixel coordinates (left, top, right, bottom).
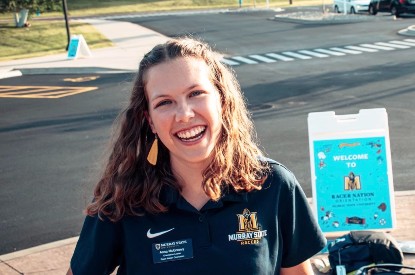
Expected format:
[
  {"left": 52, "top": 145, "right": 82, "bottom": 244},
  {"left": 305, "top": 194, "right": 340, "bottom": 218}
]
[{"left": 62, "top": 0, "right": 71, "bottom": 51}]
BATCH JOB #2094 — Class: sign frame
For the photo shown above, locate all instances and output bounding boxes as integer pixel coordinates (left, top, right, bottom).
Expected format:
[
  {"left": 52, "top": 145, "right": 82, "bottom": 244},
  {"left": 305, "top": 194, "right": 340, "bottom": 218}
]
[{"left": 308, "top": 108, "right": 396, "bottom": 236}]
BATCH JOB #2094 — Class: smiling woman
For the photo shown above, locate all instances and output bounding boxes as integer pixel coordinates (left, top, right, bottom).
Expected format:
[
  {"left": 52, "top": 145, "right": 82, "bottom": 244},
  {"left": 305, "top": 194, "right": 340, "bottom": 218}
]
[
  {"left": 145, "top": 57, "right": 224, "bottom": 195},
  {"left": 67, "top": 37, "right": 326, "bottom": 275}
]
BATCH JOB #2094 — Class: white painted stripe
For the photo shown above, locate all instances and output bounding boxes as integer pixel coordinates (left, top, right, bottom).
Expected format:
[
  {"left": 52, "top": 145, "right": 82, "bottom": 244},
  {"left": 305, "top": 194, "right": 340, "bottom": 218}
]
[
  {"left": 345, "top": 45, "right": 378, "bottom": 52},
  {"left": 404, "top": 38, "right": 415, "bottom": 43},
  {"left": 330, "top": 47, "right": 362, "bottom": 54},
  {"left": 360, "top": 43, "right": 395, "bottom": 51},
  {"left": 281, "top": 51, "right": 312, "bottom": 59},
  {"left": 375, "top": 42, "right": 410, "bottom": 49},
  {"left": 388, "top": 40, "right": 415, "bottom": 47},
  {"left": 298, "top": 50, "right": 329, "bottom": 58},
  {"left": 221, "top": 58, "right": 240, "bottom": 66},
  {"left": 249, "top": 54, "right": 276, "bottom": 63},
  {"left": 231, "top": 56, "right": 258, "bottom": 64},
  {"left": 0, "top": 70, "right": 22, "bottom": 79},
  {"left": 265, "top": 53, "right": 294, "bottom": 61},
  {"left": 314, "top": 48, "right": 346, "bottom": 56}
]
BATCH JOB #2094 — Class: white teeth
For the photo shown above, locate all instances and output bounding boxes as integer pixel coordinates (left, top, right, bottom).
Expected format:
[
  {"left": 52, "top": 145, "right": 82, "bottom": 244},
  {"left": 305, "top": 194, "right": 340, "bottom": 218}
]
[{"left": 177, "top": 126, "right": 206, "bottom": 140}]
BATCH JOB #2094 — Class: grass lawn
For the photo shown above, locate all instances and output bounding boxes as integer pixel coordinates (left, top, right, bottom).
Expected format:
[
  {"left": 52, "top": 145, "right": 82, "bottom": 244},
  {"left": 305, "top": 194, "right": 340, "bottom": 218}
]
[{"left": 0, "top": 21, "right": 112, "bottom": 61}]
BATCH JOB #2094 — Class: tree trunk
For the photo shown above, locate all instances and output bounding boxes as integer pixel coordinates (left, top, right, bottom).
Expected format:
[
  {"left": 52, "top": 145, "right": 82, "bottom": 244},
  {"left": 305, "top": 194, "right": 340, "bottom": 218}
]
[{"left": 14, "top": 9, "right": 29, "bottom": 28}]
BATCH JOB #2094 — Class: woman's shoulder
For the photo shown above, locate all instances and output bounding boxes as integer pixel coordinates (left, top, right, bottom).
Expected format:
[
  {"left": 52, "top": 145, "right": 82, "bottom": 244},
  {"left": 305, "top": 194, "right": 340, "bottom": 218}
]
[
  {"left": 260, "top": 157, "right": 299, "bottom": 190},
  {"left": 261, "top": 157, "right": 295, "bottom": 177}
]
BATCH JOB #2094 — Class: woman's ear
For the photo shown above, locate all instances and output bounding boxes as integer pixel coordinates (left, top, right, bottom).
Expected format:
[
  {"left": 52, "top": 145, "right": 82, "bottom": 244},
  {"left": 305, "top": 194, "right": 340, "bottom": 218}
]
[{"left": 144, "top": 111, "right": 156, "bottom": 134}]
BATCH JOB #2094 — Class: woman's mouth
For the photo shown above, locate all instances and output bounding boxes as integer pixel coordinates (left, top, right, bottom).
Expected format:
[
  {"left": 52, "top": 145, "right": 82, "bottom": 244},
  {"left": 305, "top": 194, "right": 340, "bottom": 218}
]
[{"left": 176, "top": 126, "right": 206, "bottom": 142}]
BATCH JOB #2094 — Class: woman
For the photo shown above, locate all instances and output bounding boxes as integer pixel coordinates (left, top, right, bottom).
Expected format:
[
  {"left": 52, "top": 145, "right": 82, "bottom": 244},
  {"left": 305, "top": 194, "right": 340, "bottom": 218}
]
[{"left": 68, "top": 37, "right": 326, "bottom": 274}]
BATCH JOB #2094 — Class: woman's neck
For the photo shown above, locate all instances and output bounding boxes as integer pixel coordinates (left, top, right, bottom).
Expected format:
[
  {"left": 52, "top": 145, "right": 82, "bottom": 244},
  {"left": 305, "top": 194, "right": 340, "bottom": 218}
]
[{"left": 171, "top": 159, "right": 210, "bottom": 211}]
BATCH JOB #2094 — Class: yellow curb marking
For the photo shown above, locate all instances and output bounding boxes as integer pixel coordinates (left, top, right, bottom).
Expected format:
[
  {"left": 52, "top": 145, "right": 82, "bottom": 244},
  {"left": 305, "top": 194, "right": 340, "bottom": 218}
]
[
  {"left": 63, "top": 76, "right": 100, "bottom": 82},
  {"left": 0, "top": 85, "right": 98, "bottom": 99}
]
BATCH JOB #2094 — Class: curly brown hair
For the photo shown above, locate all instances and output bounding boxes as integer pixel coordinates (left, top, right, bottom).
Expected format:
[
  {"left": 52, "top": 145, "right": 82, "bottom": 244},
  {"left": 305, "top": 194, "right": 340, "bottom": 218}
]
[{"left": 86, "top": 37, "right": 269, "bottom": 221}]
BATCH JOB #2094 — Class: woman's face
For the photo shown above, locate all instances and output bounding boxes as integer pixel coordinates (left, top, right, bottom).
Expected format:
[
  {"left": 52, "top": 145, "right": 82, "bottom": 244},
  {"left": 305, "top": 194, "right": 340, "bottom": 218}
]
[{"left": 145, "top": 57, "right": 223, "bottom": 168}]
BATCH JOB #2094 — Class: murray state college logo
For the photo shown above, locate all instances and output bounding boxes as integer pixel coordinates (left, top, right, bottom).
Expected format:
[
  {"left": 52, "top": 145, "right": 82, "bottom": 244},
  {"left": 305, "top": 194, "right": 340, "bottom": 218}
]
[{"left": 228, "top": 208, "right": 267, "bottom": 245}]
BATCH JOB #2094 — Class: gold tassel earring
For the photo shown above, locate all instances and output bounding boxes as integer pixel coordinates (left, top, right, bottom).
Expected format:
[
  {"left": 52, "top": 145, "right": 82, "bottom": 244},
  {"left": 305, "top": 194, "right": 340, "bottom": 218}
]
[{"left": 147, "top": 135, "right": 158, "bottom": 165}]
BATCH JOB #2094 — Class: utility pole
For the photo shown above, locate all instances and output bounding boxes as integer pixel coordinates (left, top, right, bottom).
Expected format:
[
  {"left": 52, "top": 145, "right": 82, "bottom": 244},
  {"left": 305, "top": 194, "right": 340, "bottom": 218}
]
[{"left": 62, "top": 0, "right": 71, "bottom": 51}]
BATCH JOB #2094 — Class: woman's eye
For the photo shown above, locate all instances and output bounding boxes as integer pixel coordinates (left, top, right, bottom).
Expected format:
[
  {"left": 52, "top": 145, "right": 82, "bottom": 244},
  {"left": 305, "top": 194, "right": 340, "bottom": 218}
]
[
  {"left": 190, "top": 90, "right": 203, "bottom": 97},
  {"left": 155, "top": 100, "right": 171, "bottom": 108}
]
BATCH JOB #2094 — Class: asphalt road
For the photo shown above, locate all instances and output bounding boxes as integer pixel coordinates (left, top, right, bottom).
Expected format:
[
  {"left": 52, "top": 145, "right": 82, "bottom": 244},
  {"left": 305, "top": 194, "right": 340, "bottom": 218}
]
[
  {"left": 124, "top": 8, "right": 415, "bottom": 190},
  {"left": 1, "top": 8, "right": 415, "bottom": 254},
  {"left": 0, "top": 73, "right": 134, "bottom": 254}
]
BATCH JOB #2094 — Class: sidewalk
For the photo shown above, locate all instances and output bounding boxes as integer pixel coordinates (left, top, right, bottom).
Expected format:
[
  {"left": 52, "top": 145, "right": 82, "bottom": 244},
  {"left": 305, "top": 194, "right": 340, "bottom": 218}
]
[
  {"left": 1, "top": 15, "right": 414, "bottom": 275},
  {"left": 0, "top": 18, "right": 169, "bottom": 78}
]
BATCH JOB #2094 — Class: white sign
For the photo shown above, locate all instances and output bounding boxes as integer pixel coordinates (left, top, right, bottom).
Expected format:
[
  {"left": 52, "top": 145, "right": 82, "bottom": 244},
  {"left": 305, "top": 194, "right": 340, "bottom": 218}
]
[
  {"left": 308, "top": 108, "right": 395, "bottom": 235},
  {"left": 67, "top": 34, "right": 92, "bottom": 59}
]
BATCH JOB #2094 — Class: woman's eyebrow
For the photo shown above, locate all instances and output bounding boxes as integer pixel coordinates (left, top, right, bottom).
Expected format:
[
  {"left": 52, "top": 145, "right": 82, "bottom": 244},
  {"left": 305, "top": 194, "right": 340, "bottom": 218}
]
[{"left": 150, "top": 84, "right": 201, "bottom": 101}]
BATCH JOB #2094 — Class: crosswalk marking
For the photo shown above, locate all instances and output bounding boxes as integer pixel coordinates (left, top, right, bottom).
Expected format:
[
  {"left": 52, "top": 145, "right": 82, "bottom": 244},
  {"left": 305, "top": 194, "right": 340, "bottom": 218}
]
[
  {"left": 265, "top": 53, "right": 294, "bottom": 61},
  {"left": 221, "top": 58, "right": 240, "bottom": 66},
  {"left": 282, "top": 51, "right": 312, "bottom": 59},
  {"left": 375, "top": 42, "right": 410, "bottom": 49},
  {"left": 389, "top": 40, "right": 415, "bottom": 47},
  {"left": 0, "top": 86, "right": 98, "bottom": 99},
  {"left": 360, "top": 43, "right": 395, "bottom": 51},
  {"left": 298, "top": 50, "right": 329, "bottom": 58},
  {"left": 329, "top": 47, "right": 362, "bottom": 54},
  {"left": 345, "top": 45, "right": 378, "bottom": 52},
  {"left": 231, "top": 56, "right": 258, "bottom": 64},
  {"left": 220, "top": 39, "right": 415, "bottom": 67},
  {"left": 249, "top": 54, "right": 276, "bottom": 63},
  {"left": 314, "top": 48, "right": 346, "bottom": 56}
]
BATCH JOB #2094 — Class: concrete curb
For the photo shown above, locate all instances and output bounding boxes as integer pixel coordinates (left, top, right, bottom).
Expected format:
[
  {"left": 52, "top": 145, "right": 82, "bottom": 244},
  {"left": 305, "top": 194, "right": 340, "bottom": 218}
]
[
  {"left": 0, "top": 67, "right": 133, "bottom": 78},
  {"left": 18, "top": 67, "right": 135, "bottom": 75},
  {"left": 0, "top": 237, "right": 79, "bottom": 262},
  {"left": 398, "top": 25, "right": 415, "bottom": 36},
  {"left": 271, "top": 12, "right": 390, "bottom": 25}
]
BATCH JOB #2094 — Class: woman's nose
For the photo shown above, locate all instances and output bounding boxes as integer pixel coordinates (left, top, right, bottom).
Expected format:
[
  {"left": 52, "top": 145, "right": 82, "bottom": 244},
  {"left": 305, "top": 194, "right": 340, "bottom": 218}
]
[{"left": 175, "top": 102, "right": 195, "bottom": 123}]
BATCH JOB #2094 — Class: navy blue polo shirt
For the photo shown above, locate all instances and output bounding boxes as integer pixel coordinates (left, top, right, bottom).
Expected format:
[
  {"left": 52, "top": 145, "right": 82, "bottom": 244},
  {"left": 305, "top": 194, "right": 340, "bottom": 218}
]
[{"left": 71, "top": 160, "right": 326, "bottom": 274}]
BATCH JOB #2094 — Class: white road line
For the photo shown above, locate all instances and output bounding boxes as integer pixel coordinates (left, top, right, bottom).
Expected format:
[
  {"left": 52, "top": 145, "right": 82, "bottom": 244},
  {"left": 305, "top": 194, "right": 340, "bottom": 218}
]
[
  {"left": 388, "top": 40, "right": 415, "bottom": 47},
  {"left": 360, "top": 43, "right": 395, "bottom": 51},
  {"left": 330, "top": 47, "right": 362, "bottom": 54},
  {"left": 298, "top": 50, "right": 329, "bottom": 58},
  {"left": 0, "top": 70, "right": 22, "bottom": 79},
  {"left": 314, "top": 48, "right": 346, "bottom": 56},
  {"left": 249, "top": 54, "right": 276, "bottom": 63},
  {"left": 404, "top": 39, "right": 415, "bottom": 43},
  {"left": 345, "top": 45, "right": 378, "bottom": 52},
  {"left": 265, "top": 53, "right": 294, "bottom": 61},
  {"left": 281, "top": 51, "right": 312, "bottom": 59},
  {"left": 231, "top": 56, "right": 258, "bottom": 64},
  {"left": 221, "top": 58, "right": 240, "bottom": 66},
  {"left": 375, "top": 42, "right": 410, "bottom": 49}
]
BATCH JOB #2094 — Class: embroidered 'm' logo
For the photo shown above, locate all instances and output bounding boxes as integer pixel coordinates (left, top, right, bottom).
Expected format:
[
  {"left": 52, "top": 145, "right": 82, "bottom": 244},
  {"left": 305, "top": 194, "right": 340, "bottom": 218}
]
[
  {"left": 237, "top": 208, "right": 259, "bottom": 231},
  {"left": 228, "top": 208, "right": 267, "bottom": 245}
]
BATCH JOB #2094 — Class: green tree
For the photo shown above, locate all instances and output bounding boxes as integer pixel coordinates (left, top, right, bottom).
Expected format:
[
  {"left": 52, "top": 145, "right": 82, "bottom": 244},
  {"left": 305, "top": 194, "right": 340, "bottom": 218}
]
[{"left": 0, "top": 0, "right": 62, "bottom": 27}]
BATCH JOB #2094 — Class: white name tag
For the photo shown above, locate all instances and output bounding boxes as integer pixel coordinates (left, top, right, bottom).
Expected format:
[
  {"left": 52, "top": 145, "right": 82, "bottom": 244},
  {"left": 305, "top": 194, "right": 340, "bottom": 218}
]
[{"left": 336, "top": 265, "right": 346, "bottom": 275}]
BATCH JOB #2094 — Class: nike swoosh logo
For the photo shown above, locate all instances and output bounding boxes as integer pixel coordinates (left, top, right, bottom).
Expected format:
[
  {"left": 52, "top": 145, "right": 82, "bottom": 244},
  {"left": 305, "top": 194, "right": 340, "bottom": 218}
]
[{"left": 147, "top": 228, "right": 175, "bottom": 238}]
